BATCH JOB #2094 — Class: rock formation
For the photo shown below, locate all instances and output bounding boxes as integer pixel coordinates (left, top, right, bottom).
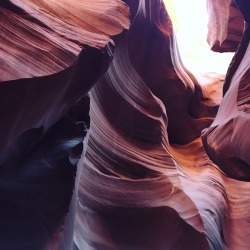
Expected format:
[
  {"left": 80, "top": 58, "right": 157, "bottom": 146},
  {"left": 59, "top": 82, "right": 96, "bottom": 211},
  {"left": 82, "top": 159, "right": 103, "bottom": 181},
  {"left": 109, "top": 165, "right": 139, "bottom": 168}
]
[
  {"left": 207, "top": 0, "right": 244, "bottom": 52},
  {"left": 0, "top": 0, "right": 249, "bottom": 250}
]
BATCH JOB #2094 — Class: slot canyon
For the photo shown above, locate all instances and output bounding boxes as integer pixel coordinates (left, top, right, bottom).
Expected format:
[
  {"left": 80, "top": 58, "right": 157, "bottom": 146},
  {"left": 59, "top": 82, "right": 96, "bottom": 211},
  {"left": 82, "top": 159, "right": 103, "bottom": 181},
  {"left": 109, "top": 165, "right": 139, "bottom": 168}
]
[{"left": 0, "top": 0, "right": 249, "bottom": 249}]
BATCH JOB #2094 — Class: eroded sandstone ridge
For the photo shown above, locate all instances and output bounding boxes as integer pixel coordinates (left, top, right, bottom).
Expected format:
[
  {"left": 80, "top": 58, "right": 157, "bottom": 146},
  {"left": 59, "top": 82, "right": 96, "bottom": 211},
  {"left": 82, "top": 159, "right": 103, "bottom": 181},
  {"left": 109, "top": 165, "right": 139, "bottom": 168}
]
[
  {"left": 0, "top": 0, "right": 129, "bottom": 81},
  {"left": 207, "top": 0, "right": 245, "bottom": 52},
  {"left": 0, "top": 0, "right": 249, "bottom": 250}
]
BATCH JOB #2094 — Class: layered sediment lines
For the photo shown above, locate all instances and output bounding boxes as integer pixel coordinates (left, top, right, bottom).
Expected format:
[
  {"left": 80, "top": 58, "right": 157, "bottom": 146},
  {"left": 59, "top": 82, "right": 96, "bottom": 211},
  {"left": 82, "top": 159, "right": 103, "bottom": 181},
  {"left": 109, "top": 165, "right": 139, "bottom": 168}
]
[
  {"left": 75, "top": 1, "right": 250, "bottom": 250},
  {"left": 1, "top": 0, "right": 250, "bottom": 249},
  {"left": 0, "top": 1, "right": 129, "bottom": 249},
  {"left": 0, "top": 0, "right": 129, "bottom": 81},
  {"left": 202, "top": 3, "right": 250, "bottom": 247}
]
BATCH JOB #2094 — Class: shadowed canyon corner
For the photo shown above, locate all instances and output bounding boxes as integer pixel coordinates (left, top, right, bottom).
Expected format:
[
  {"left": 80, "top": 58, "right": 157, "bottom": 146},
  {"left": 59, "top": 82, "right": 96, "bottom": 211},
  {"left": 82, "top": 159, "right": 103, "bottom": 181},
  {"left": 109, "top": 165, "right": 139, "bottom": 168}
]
[{"left": 0, "top": 0, "right": 249, "bottom": 249}]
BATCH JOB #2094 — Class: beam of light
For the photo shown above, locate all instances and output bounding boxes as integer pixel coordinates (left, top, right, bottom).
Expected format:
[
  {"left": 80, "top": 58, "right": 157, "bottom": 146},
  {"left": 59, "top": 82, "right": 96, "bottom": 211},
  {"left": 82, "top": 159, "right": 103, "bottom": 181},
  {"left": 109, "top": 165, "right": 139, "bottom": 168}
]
[{"left": 163, "top": 0, "right": 234, "bottom": 77}]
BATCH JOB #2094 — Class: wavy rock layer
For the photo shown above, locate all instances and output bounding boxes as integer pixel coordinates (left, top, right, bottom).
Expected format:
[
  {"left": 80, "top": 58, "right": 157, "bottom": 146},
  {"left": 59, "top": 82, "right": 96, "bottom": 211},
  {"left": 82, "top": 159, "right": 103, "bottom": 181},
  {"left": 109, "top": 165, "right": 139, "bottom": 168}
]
[
  {"left": 1, "top": 0, "right": 250, "bottom": 250},
  {"left": 74, "top": 1, "right": 250, "bottom": 250},
  {"left": 0, "top": 45, "right": 116, "bottom": 250},
  {"left": 75, "top": 38, "right": 211, "bottom": 250},
  {"left": 202, "top": 0, "right": 250, "bottom": 184},
  {"left": 0, "top": 46, "right": 113, "bottom": 162},
  {"left": 0, "top": 1, "right": 129, "bottom": 249},
  {"left": 202, "top": 39, "right": 250, "bottom": 181},
  {"left": 0, "top": 0, "right": 129, "bottom": 81},
  {"left": 202, "top": 12, "right": 250, "bottom": 249}
]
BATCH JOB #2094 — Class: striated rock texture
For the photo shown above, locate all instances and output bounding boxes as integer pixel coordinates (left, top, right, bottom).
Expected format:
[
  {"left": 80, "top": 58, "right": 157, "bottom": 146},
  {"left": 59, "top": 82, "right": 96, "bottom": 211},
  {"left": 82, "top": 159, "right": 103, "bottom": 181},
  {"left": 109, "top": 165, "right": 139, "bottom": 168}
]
[
  {"left": 203, "top": 0, "right": 250, "bottom": 190},
  {"left": 0, "top": 0, "right": 129, "bottom": 249},
  {"left": 207, "top": 0, "right": 244, "bottom": 52},
  {"left": 0, "top": 0, "right": 129, "bottom": 81},
  {"left": 0, "top": 0, "right": 250, "bottom": 250},
  {"left": 201, "top": 1, "right": 250, "bottom": 249},
  {"left": 75, "top": 0, "right": 250, "bottom": 250}
]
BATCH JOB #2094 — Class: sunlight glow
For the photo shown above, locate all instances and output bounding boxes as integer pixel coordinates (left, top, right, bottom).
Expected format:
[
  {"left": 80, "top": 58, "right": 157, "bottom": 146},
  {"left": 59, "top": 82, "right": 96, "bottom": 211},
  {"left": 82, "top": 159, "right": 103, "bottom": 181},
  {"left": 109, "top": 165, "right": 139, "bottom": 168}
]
[{"left": 163, "top": 0, "right": 234, "bottom": 76}]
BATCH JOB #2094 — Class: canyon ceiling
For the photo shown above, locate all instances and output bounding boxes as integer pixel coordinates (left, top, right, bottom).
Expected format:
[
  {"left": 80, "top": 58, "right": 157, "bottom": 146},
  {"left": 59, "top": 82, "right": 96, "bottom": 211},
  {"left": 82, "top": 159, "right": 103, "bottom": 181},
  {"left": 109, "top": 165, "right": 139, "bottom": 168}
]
[{"left": 0, "top": 0, "right": 249, "bottom": 249}]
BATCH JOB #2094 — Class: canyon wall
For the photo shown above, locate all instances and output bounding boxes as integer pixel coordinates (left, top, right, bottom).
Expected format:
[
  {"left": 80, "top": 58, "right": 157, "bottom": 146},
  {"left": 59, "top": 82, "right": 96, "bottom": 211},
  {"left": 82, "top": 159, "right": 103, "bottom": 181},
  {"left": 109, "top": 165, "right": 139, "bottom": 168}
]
[{"left": 0, "top": 0, "right": 249, "bottom": 249}]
